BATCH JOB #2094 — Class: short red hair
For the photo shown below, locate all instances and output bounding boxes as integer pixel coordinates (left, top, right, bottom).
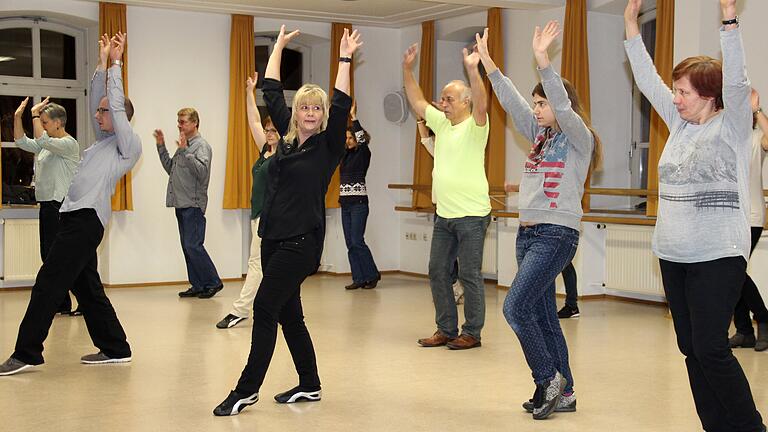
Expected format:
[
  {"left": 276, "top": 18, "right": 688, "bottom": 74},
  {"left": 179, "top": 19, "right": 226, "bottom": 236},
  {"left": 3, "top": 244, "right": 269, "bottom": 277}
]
[{"left": 672, "top": 56, "right": 723, "bottom": 110}]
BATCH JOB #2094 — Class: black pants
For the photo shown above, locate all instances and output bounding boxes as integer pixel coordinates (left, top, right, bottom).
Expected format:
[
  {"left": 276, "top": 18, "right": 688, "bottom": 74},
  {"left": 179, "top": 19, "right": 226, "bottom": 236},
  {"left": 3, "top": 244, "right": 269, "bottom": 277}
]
[
  {"left": 39, "top": 200, "right": 74, "bottom": 312},
  {"left": 562, "top": 261, "right": 578, "bottom": 308},
  {"left": 13, "top": 209, "right": 131, "bottom": 365},
  {"left": 733, "top": 227, "right": 768, "bottom": 336},
  {"left": 235, "top": 230, "right": 321, "bottom": 394},
  {"left": 660, "top": 257, "right": 763, "bottom": 432}
]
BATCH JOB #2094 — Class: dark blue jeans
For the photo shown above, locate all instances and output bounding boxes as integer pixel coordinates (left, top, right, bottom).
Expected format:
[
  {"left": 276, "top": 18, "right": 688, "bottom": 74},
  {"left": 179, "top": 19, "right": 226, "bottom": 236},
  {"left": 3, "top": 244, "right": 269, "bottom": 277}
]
[
  {"left": 428, "top": 214, "right": 490, "bottom": 339},
  {"left": 175, "top": 207, "right": 221, "bottom": 290},
  {"left": 504, "top": 224, "right": 578, "bottom": 392},
  {"left": 341, "top": 202, "right": 379, "bottom": 283}
]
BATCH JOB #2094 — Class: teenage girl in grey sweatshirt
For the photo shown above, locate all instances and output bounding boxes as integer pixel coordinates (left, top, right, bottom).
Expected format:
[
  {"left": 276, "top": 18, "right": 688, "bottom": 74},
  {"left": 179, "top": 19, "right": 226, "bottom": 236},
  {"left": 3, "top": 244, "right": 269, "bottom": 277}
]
[
  {"left": 476, "top": 21, "right": 601, "bottom": 420},
  {"left": 624, "top": 0, "right": 764, "bottom": 430}
]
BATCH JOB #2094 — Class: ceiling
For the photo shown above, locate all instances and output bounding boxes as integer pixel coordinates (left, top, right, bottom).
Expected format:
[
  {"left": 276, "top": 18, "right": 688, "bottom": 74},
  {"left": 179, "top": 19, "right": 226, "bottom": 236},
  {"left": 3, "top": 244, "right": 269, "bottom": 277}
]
[{"left": 84, "top": 0, "right": 571, "bottom": 28}]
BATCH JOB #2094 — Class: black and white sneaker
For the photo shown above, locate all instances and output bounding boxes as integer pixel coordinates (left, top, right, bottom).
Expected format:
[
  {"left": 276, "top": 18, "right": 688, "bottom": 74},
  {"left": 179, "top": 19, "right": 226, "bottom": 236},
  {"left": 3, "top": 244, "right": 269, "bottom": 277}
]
[
  {"left": 216, "top": 314, "right": 247, "bottom": 329},
  {"left": 213, "top": 390, "right": 259, "bottom": 416},
  {"left": 274, "top": 386, "right": 322, "bottom": 404},
  {"left": 557, "top": 305, "right": 580, "bottom": 319},
  {"left": 0, "top": 357, "right": 34, "bottom": 376},
  {"left": 532, "top": 372, "right": 567, "bottom": 420}
]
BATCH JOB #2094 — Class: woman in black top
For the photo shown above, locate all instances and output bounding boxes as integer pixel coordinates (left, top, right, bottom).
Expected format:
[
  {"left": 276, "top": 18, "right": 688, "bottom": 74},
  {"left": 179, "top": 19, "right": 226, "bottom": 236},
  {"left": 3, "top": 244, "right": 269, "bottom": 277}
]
[
  {"left": 214, "top": 25, "right": 362, "bottom": 416},
  {"left": 340, "top": 102, "right": 380, "bottom": 290}
]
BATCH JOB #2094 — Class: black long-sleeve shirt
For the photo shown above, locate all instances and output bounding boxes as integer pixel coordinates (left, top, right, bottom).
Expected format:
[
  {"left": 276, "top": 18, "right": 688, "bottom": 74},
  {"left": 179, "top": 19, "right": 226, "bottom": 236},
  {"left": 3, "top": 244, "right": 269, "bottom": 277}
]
[
  {"left": 258, "top": 78, "right": 352, "bottom": 241},
  {"left": 339, "top": 119, "right": 371, "bottom": 206}
]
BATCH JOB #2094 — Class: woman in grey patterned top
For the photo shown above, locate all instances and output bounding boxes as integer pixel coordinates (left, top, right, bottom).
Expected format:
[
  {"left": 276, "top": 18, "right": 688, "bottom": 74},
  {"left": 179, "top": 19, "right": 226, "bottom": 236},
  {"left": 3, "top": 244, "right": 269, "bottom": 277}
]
[{"left": 624, "top": 1, "right": 764, "bottom": 430}]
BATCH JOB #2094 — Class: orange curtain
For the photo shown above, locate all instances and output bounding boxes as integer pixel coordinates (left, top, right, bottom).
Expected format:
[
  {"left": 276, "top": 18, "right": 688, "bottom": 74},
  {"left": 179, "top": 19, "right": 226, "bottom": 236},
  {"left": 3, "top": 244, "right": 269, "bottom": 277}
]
[
  {"left": 646, "top": 0, "right": 675, "bottom": 216},
  {"left": 412, "top": 21, "right": 435, "bottom": 208},
  {"left": 484, "top": 8, "right": 506, "bottom": 210},
  {"left": 561, "top": 0, "right": 592, "bottom": 212},
  {"left": 325, "top": 22, "right": 355, "bottom": 209},
  {"left": 222, "top": 14, "right": 256, "bottom": 209},
  {"left": 99, "top": 1, "right": 133, "bottom": 211}
]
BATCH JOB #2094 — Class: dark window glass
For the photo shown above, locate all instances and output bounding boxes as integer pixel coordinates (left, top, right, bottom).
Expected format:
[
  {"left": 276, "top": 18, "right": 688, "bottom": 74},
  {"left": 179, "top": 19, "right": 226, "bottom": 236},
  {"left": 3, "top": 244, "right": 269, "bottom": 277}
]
[
  {"left": 281, "top": 48, "right": 303, "bottom": 91},
  {"left": 40, "top": 30, "right": 77, "bottom": 80},
  {"left": 47, "top": 97, "right": 78, "bottom": 142},
  {"left": 255, "top": 45, "right": 269, "bottom": 88},
  {"left": 2, "top": 148, "right": 36, "bottom": 204},
  {"left": 0, "top": 28, "right": 33, "bottom": 77},
  {"left": 0, "top": 95, "right": 33, "bottom": 142}
]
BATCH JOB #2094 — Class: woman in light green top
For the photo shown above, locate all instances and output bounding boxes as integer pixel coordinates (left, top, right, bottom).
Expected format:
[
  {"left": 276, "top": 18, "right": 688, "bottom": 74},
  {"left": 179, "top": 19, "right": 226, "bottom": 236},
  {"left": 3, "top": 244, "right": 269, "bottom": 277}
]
[{"left": 13, "top": 97, "right": 80, "bottom": 315}]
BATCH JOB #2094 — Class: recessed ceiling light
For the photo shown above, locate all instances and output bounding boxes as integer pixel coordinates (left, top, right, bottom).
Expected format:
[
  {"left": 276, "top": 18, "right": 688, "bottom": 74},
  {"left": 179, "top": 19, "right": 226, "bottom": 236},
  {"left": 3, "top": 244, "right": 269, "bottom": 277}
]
[{"left": 0, "top": 56, "right": 15, "bottom": 62}]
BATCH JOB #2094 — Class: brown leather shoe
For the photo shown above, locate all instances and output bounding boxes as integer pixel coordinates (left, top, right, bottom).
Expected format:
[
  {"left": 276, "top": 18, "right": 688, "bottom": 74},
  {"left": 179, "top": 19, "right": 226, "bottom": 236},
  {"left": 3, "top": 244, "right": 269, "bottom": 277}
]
[
  {"left": 446, "top": 334, "right": 481, "bottom": 350},
  {"left": 417, "top": 331, "right": 454, "bottom": 347}
]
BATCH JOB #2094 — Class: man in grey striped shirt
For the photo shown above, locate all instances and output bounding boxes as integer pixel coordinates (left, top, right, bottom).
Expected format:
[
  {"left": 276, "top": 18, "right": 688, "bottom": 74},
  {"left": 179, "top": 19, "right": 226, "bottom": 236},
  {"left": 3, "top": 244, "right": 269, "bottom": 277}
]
[
  {"left": 154, "top": 108, "right": 222, "bottom": 299},
  {"left": 0, "top": 32, "right": 141, "bottom": 376}
]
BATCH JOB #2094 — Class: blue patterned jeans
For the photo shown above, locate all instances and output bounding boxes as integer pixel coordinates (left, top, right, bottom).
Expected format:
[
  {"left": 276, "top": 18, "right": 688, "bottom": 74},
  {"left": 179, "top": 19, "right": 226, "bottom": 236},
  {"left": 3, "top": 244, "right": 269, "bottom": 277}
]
[{"left": 503, "top": 223, "right": 579, "bottom": 392}]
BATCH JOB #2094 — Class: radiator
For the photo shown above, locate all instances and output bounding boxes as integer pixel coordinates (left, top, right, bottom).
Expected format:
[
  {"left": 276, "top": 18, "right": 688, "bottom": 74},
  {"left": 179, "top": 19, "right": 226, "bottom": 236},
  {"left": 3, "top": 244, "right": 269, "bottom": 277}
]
[
  {"left": 604, "top": 225, "right": 664, "bottom": 297},
  {"left": 481, "top": 220, "right": 497, "bottom": 275},
  {"left": 2, "top": 219, "right": 42, "bottom": 281}
]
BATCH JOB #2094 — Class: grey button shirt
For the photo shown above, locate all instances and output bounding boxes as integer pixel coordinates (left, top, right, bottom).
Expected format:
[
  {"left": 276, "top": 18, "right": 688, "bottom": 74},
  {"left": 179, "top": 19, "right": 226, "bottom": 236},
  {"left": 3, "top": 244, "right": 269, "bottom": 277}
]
[
  {"left": 60, "top": 66, "right": 143, "bottom": 227},
  {"left": 156, "top": 134, "right": 212, "bottom": 213},
  {"left": 14, "top": 132, "right": 79, "bottom": 203}
]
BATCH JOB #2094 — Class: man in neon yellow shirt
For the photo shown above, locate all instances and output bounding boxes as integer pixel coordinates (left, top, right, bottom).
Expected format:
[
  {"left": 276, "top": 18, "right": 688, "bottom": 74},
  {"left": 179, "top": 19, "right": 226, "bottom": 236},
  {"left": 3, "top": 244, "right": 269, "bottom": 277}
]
[{"left": 402, "top": 43, "right": 491, "bottom": 350}]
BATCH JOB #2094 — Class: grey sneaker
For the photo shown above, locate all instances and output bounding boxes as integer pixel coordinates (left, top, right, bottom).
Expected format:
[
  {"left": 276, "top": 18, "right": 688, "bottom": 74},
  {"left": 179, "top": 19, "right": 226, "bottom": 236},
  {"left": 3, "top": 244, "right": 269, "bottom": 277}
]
[
  {"left": 532, "top": 372, "right": 567, "bottom": 420},
  {"left": 80, "top": 352, "right": 131, "bottom": 364},
  {"left": 756, "top": 323, "right": 768, "bottom": 352},
  {"left": 523, "top": 391, "right": 576, "bottom": 413},
  {"left": 0, "top": 357, "right": 34, "bottom": 376},
  {"left": 729, "top": 332, "right": 756, "bottom": 348}
]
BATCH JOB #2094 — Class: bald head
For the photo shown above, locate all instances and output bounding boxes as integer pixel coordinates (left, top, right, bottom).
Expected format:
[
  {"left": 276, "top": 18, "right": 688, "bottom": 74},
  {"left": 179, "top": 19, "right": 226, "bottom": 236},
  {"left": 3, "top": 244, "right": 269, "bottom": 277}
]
[{"left": 438, "top": 80, "right": 472, "bottom": 124}]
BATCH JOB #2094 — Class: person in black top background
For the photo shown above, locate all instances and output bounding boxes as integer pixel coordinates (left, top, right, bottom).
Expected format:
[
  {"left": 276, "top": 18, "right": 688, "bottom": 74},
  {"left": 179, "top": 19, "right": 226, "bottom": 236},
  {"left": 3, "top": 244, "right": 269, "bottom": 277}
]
[
  {"left": 340, "top": 101, "right": 380, "bottom": 290},
  {"left": 214, "top": 25, "right": 362, "bottom": 417}
]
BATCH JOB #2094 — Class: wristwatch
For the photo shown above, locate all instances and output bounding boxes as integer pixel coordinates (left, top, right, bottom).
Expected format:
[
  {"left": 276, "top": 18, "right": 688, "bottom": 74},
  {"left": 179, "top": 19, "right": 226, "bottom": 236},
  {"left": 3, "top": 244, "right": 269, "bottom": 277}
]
[
  {"left": 111, "top": 59, "right": 123, "bottom": 67},
  {"left": 722, "top": 16, "right": 739, "bottom": 26}
]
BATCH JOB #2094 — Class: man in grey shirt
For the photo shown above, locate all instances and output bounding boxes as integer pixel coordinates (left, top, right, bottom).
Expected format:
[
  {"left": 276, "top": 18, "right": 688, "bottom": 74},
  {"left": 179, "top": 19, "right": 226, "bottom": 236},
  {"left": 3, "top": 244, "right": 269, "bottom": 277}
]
[
  {"left": 0, "top": 32, "right": 141, "bottom": 376},
  {"left": 153, "top": 108, "right": 222, "bottom": 299}
]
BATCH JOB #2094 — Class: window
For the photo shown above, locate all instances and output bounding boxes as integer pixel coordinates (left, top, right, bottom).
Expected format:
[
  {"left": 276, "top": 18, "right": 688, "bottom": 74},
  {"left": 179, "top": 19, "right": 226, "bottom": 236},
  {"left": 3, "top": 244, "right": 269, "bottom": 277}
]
[
  {"left": 629, "top": 11, "right": 657, "bottom": 208},
  {"left": 254, "top": 35, "right": 311, "bottom": 106},
  {"left": 0, "top": 18, "right": 87, "bottom": 205}
]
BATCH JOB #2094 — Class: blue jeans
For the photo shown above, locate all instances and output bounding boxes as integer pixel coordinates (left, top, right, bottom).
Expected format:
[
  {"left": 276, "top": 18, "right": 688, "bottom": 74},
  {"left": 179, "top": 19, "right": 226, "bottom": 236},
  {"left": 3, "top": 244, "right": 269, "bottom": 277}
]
[
  {"left": 428, "top": 214, "right": 491, "bottom": 339},
  {"left": 504, "top": 224, "right": 578, "bottom": 392},
  {"left": 175, "top": 207, "right": 221, "bottom": 290},
  {"left": 341, "top": 203, "right": 379, "bottom": 283}
]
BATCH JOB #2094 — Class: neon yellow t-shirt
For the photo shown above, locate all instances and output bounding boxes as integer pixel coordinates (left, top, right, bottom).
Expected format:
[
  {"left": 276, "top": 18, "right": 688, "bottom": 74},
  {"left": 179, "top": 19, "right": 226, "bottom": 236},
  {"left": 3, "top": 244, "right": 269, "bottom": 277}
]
[{"left": 425, "top": 105, "right": 491, "bottom": 218}]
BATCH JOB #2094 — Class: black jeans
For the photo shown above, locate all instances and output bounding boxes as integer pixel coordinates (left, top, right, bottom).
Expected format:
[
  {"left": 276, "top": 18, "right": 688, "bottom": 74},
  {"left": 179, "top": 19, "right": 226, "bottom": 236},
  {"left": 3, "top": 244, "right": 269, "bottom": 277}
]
[
  {"left": 39, "top": 200, "right": 74, "bottom": 312},
  {"left": 235, "top": 230, "right": 321, "bottom": 394},
  {"left": 733, "top": 227, "right": 768, "bottom": 336},
  {"left": 562, "top": 261, "right": 578, "bottom": 308},
  {"left": 13, "top": 209, "right": 131, "bottom": 365},
  {"left": 660, "top": 257, "right": 763, "bottom": 432}
]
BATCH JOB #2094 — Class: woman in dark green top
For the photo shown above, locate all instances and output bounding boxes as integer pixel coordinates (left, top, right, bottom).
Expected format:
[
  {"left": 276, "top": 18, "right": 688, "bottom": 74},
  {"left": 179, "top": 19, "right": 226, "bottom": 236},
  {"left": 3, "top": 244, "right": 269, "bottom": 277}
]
[{"left": 216, "top": 72, "right": 278, "bottom": 330}]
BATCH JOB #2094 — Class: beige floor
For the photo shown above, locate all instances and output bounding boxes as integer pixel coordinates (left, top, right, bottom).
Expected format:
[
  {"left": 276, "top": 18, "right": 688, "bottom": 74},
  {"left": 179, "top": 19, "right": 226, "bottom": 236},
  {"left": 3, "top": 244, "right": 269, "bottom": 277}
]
[{"left": 1, "top": 274, "right": 767, "bottom": 431}]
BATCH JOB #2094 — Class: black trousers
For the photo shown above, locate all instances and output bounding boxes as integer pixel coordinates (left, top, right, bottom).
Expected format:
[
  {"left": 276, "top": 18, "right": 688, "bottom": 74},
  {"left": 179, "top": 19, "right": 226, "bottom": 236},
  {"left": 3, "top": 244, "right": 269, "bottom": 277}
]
[
  {"left": 39, "top": 200, "right": 74, "bottom": 312},
  {"left": 660, "top": 257, "right": 763, "bottom": 432},
  {"left": 13, "top": 209, "right": 131, "bottom": 365},
  {"left": 733, "top": 227, "right": 768, "bottom": 336},
  {"left": 235, "top": 230, "right": 321, "bottom": 394}
]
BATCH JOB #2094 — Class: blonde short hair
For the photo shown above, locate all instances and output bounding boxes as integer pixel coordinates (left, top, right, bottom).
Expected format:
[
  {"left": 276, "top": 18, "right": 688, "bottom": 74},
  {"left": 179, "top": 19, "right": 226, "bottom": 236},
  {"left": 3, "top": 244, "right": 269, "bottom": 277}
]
[
  {"left": 177, "top": 107, "right": 200, "bottom": 128},
  {"left": 284, "top": 84, "right": 328, "bottom": 144}
]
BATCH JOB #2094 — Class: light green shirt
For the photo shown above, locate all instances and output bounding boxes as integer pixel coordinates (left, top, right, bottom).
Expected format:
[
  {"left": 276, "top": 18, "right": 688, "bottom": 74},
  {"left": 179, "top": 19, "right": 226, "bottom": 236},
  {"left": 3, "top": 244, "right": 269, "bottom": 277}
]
[
  {"left": 15, "top": 132, "right": 80, "bottom": 203},
  {"left": 425, "top": 105, "right": 490, "bottom": 218}
]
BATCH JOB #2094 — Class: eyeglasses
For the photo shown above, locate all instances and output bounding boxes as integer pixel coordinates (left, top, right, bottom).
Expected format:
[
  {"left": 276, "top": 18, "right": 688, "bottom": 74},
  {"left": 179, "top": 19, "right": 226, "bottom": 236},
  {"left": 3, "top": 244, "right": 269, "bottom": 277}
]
[
  {"left": 299, "top": 105, "right": 323, "bottom": 113},
  {"left": 264, "top": 128, "right": 278, "bottom": 134},
  {"left": 96, "top": 107, "right": 110, "bottom": 114}
]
